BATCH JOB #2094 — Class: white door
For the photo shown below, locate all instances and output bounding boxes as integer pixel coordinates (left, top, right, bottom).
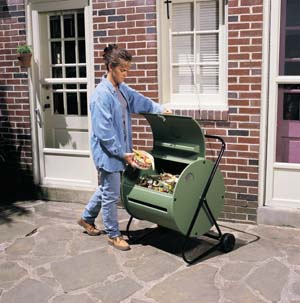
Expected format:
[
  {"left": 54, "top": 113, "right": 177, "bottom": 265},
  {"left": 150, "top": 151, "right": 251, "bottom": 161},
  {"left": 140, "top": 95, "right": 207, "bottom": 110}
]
[
  {"left": 31, "top": 2, "right": 96, "bottom": 188},
  {"left": 266, "top": 0, "right": 300, "bottom": 208}
]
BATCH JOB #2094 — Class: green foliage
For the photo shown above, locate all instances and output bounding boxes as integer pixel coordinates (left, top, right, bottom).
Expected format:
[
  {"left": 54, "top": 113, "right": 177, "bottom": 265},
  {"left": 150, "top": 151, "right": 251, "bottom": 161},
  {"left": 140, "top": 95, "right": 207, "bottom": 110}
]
[{"left": 16, "top": 44, "right": 32, "bottom": 54}]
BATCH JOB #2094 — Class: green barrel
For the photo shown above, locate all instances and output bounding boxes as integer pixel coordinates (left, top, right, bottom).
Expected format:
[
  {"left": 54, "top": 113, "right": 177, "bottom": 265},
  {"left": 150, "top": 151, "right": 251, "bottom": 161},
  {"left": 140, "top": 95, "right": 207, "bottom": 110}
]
[{"left": 121, "top": 113, "right": 225, "bottom": 237}]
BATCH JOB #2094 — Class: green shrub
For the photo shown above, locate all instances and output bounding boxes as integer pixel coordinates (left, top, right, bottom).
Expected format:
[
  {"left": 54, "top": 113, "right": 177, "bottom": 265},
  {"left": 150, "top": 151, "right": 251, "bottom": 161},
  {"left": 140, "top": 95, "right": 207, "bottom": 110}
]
[{"left": 16, "top": 44, "right": 32, "bottom": 54}]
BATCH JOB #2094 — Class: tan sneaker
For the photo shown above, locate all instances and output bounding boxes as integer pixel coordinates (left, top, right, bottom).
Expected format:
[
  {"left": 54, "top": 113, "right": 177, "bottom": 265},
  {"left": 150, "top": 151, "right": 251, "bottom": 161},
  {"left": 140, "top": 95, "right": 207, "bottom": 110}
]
[
  {"left": 108, "top": 236, "right": 130, "bottom": 251},
  {"left": 77, "top": 218, "right": 102, "bottom": 236}
]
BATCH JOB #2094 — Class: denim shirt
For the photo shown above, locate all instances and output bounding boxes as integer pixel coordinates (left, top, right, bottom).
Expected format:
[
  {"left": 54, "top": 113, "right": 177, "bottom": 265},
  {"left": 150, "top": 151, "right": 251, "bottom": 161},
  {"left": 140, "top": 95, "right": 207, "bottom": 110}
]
[{"left": 90, "top": 75, "right": 163, "bottom": 173}]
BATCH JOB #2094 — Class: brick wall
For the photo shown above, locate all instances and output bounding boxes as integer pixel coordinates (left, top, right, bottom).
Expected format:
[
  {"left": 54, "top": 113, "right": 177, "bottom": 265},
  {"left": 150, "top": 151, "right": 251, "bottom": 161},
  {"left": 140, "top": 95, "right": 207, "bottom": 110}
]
[
  {"left": 222, "top": 0, "right": 262, "bottom": 223},
  {"left": 0, "top": 0, "right": 263, "bottom": 221},
  {"left": 92, "top": 0, "right": 158, "bottom": 98},
  {"left": 93, "top": 0, "right": 263, "bottom": 224},
  {"left": 0, "top": 0, "right": 34, "bottom": 197}
]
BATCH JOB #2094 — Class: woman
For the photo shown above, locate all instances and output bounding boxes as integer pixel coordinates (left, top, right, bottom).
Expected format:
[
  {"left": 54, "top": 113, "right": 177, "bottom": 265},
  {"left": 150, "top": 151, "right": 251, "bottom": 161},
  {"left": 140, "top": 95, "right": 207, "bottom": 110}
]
[{"left": 78, "top": 44, "right": 171, "bottom": 251}]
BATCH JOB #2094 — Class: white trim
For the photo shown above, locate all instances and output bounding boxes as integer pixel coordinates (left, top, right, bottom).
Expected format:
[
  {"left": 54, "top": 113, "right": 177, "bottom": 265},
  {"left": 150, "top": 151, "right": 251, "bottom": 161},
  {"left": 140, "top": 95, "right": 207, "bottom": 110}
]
[
  {"left": 28, "top": 0, "right": 97, "bottom": 188},
  {"left": 157, "top": 0, "right": 227, "bottom": 110},
  {"left": 273, "top": 162, "right": 300, "bottom": 170},
  {"left": 43, "top": 78, "right": 87, "bottom": 84},
  {"left": 163, "top": 101, "right": 228, "bottom": 111},
  {"left": 43, "top": 148, "right": 90, "bottom": 156},
  {"left": 258, "top": 0, "right": 271, "bottom": 208},
  {"left": 275, "top": 76, "right": 300, "bottom": 84},
  {"left": 85, "top": 3, "right": 97, "bottom": 186},
  {"left": 263, "top": 0, "right": 300, "bottom": 209},
  {"left": 31, "top": 0, "right": 88, "bottom": 12},
  {"left": 156, "top": 0, "right": 171, "bottom": 104},
  {"left": 265, "top": 0, "right": 281, "bottom": 207},
  {"left": 26, "top": 1, "right": 40, "bottom": 185}
]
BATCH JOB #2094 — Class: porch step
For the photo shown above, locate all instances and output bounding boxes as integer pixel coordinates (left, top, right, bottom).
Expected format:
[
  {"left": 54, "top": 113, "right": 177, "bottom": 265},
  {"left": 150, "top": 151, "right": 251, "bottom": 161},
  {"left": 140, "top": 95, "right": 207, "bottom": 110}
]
[
  {"left": 38, "top": 186, "right": 95, "bottom": 204},
  {"left": 258, "top": 206, "right": 300, "bottom": 228}
]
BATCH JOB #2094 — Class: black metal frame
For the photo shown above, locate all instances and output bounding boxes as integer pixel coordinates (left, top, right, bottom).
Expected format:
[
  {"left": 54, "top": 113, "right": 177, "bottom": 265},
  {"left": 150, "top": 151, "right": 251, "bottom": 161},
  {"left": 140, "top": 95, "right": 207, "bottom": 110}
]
[
  {"left": 126, "top": 134, "right": 235, "bottom": 265},
  {"left": 182, "top": 134, "right": 226, "bottom": 264}
]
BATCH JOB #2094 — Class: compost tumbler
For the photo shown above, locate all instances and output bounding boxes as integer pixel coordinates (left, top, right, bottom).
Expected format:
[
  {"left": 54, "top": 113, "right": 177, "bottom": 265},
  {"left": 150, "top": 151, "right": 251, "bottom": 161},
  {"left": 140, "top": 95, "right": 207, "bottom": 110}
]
[{"left": 121, "top": 113, "right": 235, "bottom": 264}]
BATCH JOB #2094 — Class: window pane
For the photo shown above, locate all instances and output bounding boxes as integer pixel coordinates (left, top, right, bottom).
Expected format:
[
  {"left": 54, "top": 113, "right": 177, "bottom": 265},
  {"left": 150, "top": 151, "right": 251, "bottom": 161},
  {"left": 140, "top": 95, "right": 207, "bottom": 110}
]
[
  {"left": 280, "top": 85, "right": 300, "bottom": 120},
  {"left": 66, "top": 67, "right": 77, "bottom": 78},
  {"left": 51, "top": 42, "right": 61, "bottom": 64},
  {"left": 65, "top": 41, "right": 76, "bottom": 63},
  {"left": 79, "top": 67, "right": 86, "bottom": 77},
  {"left": 284, "top": 94, "right": 300, "bottom": 120},
  {"left": 77, "top": 13, "right": 85, "bottom": 37},
  {"left": 276, "top": 84, "right": 300, "bottom": 163},
  {"left": 173, "top": 66, "right": 194, "bottom": 93},
  {"left": 78, "top": 40, "right": 86, "bottom": 63},
  {"left": 285, "top": 62, "right": 300, "bottom": 75},
  {"left": 285, "top": 31, "right": 300, "bottom": 58},
  {"left": 64, "top": 14, "right": 75, "bottom": 38},
  {"left": 280, "top": 0, "right": 300, "bottom": 75},
  {"left": 196, "top": 0, "right": 219, "bottom": 31},
  {"left": 172, "top": 3, "right": 193, "bottom": 32},
  {"left": 52, "top": 84, "right": 63, "bottom": 90},
  {"left": 172, "top": 35, "right": 193, "bottom": 63},
  {"left": 50, "top": 15, "right": 61, "bottom": 38},
  {"left": 198, "top": 66, "right": 219, "bottom": 94},
  {"left": 197, "top": 34, "right": 219, "bottom": 62},
  {"left": 80, "top": 92, "right": 87, "bottom": 116},
  {"left": 52, "top": 67, "right": 62, "bottom": 78},
  {"left": 53, "top": 93, "right": 64, "bottom": 114},
  {"left": 286, "top": 0, "right": 300, "bottom": 27},
  {"left": 67, "top": 93, "right": 78, "bottom": 115},
  {"left": 66, "top": 84, "right": 76, "bottom": 89}
]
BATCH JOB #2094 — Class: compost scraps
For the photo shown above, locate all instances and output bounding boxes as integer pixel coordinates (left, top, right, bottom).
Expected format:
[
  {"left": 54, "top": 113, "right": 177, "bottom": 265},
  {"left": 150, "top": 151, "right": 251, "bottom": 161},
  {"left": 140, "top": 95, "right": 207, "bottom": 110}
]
[
  {"left": 137, "top": 173, "right": 179, "bottom": 193},
  {"left": 133, "top": 149, "right": 155, "bottom": 170}
]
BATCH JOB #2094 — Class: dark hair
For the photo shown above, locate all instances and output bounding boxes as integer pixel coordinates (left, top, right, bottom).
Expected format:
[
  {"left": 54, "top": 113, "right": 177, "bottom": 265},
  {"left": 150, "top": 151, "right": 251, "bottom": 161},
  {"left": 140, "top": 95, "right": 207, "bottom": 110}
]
[{"left": 103, "top": 44, "right": 132, "bottom": 71}]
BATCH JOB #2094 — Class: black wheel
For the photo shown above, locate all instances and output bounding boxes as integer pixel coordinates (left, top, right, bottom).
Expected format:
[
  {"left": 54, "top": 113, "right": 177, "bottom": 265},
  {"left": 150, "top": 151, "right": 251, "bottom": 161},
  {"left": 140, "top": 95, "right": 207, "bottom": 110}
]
[{"left": 219, "top": 233, "right": 235, "bottom": 253}]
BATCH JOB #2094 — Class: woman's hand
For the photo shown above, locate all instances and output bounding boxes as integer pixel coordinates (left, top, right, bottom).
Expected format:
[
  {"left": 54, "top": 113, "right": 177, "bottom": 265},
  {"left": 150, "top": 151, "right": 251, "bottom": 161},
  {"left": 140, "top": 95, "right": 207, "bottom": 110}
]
[{"left": 123, "top": 153, "right": 138, "bottom": 168}]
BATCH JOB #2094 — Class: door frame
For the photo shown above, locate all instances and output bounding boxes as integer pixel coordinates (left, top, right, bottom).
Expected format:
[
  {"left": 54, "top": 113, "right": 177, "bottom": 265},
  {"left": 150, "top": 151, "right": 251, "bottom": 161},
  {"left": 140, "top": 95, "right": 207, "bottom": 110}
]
[
  {"left": 26, "top": 0, "right": 97, "bottom": 188},
  {"left": 260, "top": 0, "right": 300, "bottom": 211}
]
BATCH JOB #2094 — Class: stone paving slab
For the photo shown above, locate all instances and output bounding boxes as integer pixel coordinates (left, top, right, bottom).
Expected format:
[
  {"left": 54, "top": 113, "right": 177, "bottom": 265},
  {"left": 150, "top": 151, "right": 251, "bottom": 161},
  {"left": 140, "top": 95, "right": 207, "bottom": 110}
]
[{"left": 0, "top": 200, "right": 300, "bottom": 303}]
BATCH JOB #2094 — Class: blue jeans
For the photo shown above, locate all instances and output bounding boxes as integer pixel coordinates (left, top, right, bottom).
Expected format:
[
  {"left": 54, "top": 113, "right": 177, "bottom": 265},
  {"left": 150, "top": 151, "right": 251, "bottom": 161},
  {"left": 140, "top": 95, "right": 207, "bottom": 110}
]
[{"left": 82, "top": 169, "right": 121, "bottom": 238}]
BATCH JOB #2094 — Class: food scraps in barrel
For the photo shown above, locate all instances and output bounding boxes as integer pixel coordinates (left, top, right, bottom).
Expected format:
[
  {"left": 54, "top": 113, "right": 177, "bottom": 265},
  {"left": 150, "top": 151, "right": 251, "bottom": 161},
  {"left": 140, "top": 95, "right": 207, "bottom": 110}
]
[{"left": 136, "top": 173, "right": 179, "bottom": 193}]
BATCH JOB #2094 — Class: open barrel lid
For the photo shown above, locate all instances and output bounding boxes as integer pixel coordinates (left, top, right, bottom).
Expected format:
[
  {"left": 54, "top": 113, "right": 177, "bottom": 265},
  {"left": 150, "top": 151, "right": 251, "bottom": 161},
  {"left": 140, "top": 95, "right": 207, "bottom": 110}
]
[{"left": 141, "top": 113, "right": 206, "bottom": 163}]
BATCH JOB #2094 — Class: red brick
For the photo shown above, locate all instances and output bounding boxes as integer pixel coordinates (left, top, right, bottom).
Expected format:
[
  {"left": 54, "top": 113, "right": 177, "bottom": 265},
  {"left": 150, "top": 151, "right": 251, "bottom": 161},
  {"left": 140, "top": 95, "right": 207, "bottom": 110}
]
[
  {"left": 229, "top": 38, "right": 250, "bottom": 45},
  {"left": 241, "top": 0, "right": 263, "bottom": 5},
  {"left": 240, "top": 14, "right": 263, "bottom": 22},
  {"left": 240, "top": 30, "right": 262, "bottom": 37},
  {"left": 229, "top": 53, "right": 250, "bottom": 60},
  {"left": 229, "top": 23, "right": 250, "bottom": 30},
  {"left": 117, "top": 7, "right": 135, "bottom": 14},
  {"left": 107, "top": 1, "right": 126, "bottom": 8},
  {"left": 228, "top": 7, "right": 250, "bottom": 14},
  {"left": 127, "top": 14, "right": 145, "bottom": 21}
]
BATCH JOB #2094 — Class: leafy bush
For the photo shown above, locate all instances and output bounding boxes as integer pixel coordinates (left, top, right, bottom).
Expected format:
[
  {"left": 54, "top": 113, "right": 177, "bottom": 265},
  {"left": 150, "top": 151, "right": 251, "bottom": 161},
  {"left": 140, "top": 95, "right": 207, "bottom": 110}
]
[{"left": 16, "top": 44, "right": 32, "bottom": 54}]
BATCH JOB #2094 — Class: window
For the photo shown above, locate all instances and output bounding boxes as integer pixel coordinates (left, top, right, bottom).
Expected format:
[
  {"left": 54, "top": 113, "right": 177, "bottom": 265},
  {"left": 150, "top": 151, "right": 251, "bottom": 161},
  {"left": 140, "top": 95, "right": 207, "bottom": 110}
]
[
  {"left": 48, "top": 11, "right": 87, "bottom": 117},
  {"left": 279, "top": 0, "right": 300, "bottom": 76},
  {"left": 276, "top": 0, "right": 300, "bottom": 163},
  {"left": 36, "top": 7, "right": 90, "bottom": 150},
  {"left": 158, "top": 0, "right": 227, "bottom": 110}
]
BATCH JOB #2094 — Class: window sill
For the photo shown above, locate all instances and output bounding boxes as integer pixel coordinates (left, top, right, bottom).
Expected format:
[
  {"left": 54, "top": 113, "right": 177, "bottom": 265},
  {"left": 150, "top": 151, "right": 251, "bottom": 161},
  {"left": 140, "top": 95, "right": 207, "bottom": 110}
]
[{"left": 161, "top": 103, "right": 229, "bottom": 121}]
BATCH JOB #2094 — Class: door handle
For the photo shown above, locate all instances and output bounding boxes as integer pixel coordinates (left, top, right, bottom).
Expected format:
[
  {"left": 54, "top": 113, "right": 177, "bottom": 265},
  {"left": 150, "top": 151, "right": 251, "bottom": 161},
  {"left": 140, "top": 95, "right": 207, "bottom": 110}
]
[{"left": 35, "top": 108, "right": 43, "bottom": 128}]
